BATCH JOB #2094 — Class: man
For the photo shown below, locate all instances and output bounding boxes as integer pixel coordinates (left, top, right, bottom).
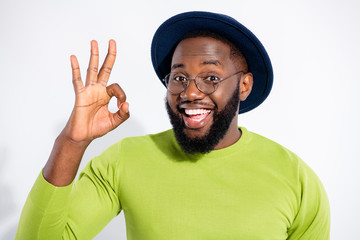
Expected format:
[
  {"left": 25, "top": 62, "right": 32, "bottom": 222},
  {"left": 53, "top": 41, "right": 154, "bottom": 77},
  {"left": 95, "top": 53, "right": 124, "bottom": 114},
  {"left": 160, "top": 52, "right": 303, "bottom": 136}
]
[{"left": 16, "top": 11, "right": 330, "bottom": 239}]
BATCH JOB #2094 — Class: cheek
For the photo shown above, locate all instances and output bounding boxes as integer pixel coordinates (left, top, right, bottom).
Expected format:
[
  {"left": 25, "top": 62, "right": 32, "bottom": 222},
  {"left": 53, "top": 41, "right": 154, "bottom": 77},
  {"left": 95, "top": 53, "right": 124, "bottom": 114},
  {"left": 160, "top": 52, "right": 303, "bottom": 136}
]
[
  {"left": 212, "top": 80, "right": 240, "bottom": 109},
  {"left": 166, "top": 91, "right": 179, "bottom": 112},
  {"left": 210, "top": 89, "right": 230, "bottom": 110}
]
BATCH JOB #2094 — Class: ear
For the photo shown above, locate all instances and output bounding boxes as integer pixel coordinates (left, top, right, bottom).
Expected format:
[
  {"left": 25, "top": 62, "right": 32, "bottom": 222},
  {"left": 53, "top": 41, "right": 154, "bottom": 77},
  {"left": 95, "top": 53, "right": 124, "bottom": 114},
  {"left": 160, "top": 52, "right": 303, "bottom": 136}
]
[{"left": 239, "top": 73, "right": 253, "bottom": 101}]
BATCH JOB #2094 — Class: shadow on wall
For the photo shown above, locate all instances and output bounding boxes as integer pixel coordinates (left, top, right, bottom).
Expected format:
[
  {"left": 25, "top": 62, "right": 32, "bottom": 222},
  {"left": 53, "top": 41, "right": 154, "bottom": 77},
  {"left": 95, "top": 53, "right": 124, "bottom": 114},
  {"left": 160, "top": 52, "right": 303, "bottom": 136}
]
[
  {"left": 0, "top": 147, "right": 17, "bottom": 239},
  {"left": 1, "top": 225, "right": 17, "bottom": 240},
  {"left": 93, "top": 212, "right": 126, "bottom": 240}
]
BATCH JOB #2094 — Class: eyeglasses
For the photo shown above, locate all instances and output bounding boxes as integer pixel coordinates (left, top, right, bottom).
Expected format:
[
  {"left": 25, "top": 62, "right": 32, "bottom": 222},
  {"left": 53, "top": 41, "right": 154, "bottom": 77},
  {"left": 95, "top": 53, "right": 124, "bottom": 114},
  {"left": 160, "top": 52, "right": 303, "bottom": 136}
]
[{"left": 163, "top": 71, "right": 244, "bottom": 95}]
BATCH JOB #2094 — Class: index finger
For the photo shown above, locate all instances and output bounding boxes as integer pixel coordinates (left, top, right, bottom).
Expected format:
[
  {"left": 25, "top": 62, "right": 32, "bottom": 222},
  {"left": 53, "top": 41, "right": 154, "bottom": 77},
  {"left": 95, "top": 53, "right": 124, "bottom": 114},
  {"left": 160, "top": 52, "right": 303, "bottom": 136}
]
[
  {"left": 106, "top": 83, "right": 126, "bottom": 103},
  {"left": 97, "top": 39, "right": 117, "bottom": 86}
]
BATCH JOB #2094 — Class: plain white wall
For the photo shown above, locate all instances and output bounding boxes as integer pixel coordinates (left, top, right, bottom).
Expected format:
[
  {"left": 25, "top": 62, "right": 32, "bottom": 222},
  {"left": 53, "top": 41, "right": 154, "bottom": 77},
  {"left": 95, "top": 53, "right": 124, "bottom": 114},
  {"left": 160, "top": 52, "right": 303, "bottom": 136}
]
[{"left": 0, "top": 0, "right": 359, "bottom": 239}]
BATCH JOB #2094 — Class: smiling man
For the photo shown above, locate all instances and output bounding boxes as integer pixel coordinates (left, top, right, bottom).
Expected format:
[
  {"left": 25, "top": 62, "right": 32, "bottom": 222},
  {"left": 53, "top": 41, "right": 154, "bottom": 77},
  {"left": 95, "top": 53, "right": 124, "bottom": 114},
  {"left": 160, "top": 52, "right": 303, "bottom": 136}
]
[
  {"left": 166, "top": 33, "right": 253, "bottom": 154},
  {"left": 16, "top": 12, "right": 330, "bottom": 239}
]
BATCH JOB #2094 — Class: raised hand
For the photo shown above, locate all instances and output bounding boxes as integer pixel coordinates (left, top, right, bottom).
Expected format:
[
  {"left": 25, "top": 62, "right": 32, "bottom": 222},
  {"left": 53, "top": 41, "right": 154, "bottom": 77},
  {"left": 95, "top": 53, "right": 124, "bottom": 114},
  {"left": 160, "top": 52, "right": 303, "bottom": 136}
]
[
  {"left": 43, "top": 40, "right": 129, "bottom": 186},
  {"left": 65, "top": 40, "right": 129, "bottom": 143}
]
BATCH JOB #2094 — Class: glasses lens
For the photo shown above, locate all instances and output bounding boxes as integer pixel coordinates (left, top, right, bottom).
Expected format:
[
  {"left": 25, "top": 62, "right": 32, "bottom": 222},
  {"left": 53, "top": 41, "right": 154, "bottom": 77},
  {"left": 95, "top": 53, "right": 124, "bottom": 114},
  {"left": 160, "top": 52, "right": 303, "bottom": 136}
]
[
  {"left": 165, "top": 72, "right": 187, "bottom": 94},
  {"left": 196, "top": 72, "right": 218, "bottom": 94}
]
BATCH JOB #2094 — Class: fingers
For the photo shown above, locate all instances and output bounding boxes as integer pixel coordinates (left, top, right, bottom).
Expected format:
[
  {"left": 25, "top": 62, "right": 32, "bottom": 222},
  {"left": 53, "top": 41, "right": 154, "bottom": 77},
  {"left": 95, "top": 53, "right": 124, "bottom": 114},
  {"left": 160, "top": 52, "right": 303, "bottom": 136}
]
[
  {"left": 106, "top": 83, "right": 130, "bottom": 127},
  {"left": 112, "top": 102, "right": 130, "bottom": 128},
  {"left": 98, "top": 40, "right": 117, "bottom": 86},
  {"left": 85, "top": 40, "right": 99, "bottom": 86},
  {"left": 71, "top": 40, "right": 116, "bottom": 94},
  {"left": 70, "top": 55, "right": 83, "bottom": 94},
  {"left": 106, "top": 83, "right": 126, "bottom": 103}
]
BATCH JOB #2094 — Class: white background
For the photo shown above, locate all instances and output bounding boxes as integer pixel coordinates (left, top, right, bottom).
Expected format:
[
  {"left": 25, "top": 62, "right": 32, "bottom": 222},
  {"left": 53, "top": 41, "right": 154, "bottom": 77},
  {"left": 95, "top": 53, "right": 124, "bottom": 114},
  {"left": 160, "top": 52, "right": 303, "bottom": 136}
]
[{"left": 0, "top": 0, "right": 359, "bottom": 239}]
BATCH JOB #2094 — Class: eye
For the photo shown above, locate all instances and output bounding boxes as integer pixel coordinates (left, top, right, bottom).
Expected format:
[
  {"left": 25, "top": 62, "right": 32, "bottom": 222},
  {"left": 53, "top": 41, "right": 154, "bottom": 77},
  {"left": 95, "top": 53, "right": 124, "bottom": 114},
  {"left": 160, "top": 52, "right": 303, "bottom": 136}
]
[
  {"left": 203, "top": 74, "right": 220, "bottom": 82},
  {"left": 173, "top": 75, "right": 187, "bottom": 82},
  {"left": 170, "top": 73, "right": 187, "bottom": 83}
]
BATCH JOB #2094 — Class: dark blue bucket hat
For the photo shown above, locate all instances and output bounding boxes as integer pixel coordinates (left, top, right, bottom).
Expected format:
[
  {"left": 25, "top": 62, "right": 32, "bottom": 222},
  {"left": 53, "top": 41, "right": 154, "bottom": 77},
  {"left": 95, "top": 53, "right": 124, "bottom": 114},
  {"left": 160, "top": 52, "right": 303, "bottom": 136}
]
[{"left": 151, "top": 11, "right": 273, "bottom": 114}]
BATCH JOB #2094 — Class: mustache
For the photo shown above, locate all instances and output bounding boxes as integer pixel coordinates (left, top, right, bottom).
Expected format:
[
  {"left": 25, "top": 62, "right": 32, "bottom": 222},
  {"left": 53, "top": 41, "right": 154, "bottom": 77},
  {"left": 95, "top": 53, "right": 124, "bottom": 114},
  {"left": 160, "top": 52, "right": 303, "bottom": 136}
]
[{"left": 177, "top": 100, "right": 217, "bottom": 111}]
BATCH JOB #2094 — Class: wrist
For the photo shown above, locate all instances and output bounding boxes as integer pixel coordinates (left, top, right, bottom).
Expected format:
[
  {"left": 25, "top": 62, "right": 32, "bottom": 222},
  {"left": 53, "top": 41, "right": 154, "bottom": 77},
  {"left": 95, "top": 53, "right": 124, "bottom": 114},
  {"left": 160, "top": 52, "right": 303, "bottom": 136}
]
[
  {"left": 43, "top": 131, "right": 91, "bottom": 186},
  {"left": 58, "top": 127, "right": 92, "bottom": 148}
]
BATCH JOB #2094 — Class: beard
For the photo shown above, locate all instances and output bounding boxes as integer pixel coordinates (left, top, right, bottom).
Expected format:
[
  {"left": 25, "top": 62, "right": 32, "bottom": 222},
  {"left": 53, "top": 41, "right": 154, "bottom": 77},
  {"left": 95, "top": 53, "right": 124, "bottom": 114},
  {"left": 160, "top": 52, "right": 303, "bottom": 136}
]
[{"left": 166, "top": 84, "right": 240, "bottom": 155}]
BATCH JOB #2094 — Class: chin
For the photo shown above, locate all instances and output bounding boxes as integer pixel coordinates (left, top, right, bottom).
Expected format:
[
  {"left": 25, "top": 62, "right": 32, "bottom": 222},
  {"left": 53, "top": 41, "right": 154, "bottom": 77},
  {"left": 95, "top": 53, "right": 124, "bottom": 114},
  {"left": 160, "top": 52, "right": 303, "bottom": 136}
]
[{"left": 182, "top": 125, "right": 212, "bottom": 139}]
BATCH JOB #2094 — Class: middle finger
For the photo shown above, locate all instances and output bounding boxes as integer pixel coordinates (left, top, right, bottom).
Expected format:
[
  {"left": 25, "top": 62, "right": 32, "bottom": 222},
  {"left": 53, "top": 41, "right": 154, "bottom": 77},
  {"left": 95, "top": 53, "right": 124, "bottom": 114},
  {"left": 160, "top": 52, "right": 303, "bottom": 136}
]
[{"left": 85, "top": 40, "right": 99, "bottom": 86}]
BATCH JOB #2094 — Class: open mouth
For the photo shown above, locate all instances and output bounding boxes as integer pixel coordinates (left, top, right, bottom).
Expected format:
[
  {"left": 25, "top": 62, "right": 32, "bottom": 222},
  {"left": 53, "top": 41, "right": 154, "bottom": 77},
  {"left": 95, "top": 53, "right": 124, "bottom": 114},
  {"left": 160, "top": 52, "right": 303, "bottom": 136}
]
[
  {"left": 181, "top": 108, "right": 213, "bottom": 129},
  {"left": 184, "top": 108, "right": 211, "bottom": 121}
]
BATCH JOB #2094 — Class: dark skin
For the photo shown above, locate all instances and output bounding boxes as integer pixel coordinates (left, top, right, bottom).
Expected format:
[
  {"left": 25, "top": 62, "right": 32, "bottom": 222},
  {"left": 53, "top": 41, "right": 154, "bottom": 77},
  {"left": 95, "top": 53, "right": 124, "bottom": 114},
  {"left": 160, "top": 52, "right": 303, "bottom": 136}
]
[
  {"left": 43, "top": 37, "right": 253, "bottom": 186},
  {"left": 167, "top": 37, "right": 253, "bottom": 150},
  {"left": 43, "top": 40, "right": 129, "bottom": 186}
]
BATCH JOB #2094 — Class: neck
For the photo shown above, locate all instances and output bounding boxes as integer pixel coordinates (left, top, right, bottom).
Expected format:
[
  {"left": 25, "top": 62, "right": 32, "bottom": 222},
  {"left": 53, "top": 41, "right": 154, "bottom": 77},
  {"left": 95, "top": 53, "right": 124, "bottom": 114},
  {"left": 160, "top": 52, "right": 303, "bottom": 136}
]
[{"left": 213, "top": 120, "right": 241, "bottom": 150}]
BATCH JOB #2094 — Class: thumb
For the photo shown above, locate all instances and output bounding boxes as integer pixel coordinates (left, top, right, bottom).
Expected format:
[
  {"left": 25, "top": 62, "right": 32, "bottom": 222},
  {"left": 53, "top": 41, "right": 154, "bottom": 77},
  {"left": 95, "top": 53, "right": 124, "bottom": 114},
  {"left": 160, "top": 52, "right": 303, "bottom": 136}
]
[{"left": 111, "top": 102, "right": 130, "bottom": 128}]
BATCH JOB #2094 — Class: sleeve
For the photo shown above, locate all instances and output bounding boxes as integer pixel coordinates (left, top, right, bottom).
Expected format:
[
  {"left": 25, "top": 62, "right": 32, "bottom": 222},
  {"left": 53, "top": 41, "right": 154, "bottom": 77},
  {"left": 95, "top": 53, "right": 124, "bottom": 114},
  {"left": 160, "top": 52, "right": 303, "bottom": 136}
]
[
  {"left": 287, "top": 160, "right": 331, "bottom": 240},
  {"left": 15, "top": 142, "right": 123, "bottom": 240}
]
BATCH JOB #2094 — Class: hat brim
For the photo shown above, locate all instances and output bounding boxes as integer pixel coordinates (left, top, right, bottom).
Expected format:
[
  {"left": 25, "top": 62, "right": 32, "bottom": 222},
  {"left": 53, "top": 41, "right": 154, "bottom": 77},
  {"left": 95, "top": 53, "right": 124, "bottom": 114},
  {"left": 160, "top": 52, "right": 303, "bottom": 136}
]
[{"left": 151, "top": 11, "right": 273, "bottom": 114}]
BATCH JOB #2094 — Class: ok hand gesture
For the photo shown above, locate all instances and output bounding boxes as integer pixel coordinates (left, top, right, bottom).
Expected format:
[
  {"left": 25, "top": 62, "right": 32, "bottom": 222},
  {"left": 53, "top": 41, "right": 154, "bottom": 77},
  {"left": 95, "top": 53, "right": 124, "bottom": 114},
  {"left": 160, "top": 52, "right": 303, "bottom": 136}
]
[{"left": 65, "top": 40, "right": 129, "bottom": 143}]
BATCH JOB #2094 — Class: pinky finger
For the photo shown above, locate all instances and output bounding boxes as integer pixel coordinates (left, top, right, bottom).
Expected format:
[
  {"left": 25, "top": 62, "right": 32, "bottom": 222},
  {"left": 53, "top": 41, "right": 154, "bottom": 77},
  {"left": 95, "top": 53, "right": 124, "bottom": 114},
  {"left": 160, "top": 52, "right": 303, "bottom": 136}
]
[{"left": 70, "top": 55, "right": 84, "bottom": 93}]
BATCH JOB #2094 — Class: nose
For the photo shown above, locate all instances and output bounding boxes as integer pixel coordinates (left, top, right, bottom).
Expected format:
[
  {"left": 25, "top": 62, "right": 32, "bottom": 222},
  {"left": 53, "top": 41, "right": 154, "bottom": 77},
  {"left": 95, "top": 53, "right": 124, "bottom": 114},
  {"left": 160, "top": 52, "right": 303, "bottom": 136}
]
[{"left": 180, "top": 78, "right": 205, "bottom": 101}]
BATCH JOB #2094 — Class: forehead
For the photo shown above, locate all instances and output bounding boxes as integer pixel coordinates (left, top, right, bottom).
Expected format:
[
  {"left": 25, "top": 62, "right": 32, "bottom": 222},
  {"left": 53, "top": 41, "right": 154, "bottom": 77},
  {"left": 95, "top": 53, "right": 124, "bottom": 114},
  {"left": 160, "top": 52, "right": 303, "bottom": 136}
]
[{"left": 171, "top": 37, "right": 232, "bottom": 66}]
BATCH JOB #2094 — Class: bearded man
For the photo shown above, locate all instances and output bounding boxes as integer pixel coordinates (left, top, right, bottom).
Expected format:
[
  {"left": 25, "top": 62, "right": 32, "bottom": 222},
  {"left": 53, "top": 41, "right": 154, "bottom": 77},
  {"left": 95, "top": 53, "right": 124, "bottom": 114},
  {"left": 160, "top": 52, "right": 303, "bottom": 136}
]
[{"left": 16, "top": 11, "right": 330, "bottom": 239}]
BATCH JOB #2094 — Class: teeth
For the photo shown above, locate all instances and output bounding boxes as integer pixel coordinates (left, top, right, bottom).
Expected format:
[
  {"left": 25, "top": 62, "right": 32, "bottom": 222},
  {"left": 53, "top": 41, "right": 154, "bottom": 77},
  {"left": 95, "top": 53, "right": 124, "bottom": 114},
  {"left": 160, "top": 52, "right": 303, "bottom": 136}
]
[{"left": 184, "top": 109, "right": 211, "bottom": 115}]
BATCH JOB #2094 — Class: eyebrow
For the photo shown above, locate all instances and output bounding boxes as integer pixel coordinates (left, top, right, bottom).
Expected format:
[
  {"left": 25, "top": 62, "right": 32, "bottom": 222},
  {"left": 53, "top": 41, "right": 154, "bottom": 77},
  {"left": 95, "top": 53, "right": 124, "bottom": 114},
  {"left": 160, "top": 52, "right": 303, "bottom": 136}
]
[
  {"left": 200, "top": 60, "right": 222, "bottom": 66},
  {"left": 171, "top": 63, "right": 185, "bottom": 70},
  {"left": 171, "top": 60, "right": 222, "bottom": 70}
]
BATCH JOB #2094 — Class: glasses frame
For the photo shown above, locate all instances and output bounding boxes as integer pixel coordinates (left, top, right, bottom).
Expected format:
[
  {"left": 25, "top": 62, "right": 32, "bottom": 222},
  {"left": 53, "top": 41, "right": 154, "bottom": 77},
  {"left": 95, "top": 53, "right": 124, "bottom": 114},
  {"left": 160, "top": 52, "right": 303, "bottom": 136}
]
[{"left": 163, "top": 71, "right": 245, "bottom": 95}]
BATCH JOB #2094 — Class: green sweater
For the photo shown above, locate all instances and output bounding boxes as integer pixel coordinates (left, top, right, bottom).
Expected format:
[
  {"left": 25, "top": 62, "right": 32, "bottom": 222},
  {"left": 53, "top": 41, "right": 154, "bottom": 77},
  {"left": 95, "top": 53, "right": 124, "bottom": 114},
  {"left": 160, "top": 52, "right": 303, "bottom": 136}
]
[{"left": 16, "top": 127, "right": 330, "bottom": 239}]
